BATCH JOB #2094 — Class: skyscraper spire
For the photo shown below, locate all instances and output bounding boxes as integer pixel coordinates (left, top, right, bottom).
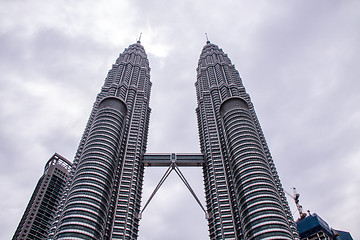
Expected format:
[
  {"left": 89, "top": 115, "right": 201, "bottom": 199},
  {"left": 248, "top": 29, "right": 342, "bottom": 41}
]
[
  {"left": 205, "top": 32, "right": 210, "bottom": 44},
  {"left": 137, "top": 32, "right": 142, "bottom": 43}
]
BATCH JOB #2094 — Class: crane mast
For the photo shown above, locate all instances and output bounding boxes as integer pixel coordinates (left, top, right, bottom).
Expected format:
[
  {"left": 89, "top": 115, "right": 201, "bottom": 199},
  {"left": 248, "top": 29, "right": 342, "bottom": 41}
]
[{"left": 286, "top": 187, "right": 308, "bottom": 220}]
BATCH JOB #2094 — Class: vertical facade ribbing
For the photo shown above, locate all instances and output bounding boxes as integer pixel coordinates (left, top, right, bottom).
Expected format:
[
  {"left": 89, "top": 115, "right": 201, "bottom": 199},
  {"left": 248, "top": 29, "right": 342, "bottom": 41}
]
[
  {"left": 196, "top": 41, "right": 298, "bottom": 239},
  {"left": 51, "top": 42, "right": 151, "bottom": 240},
  {"left": 55, "top": 97, "right": 127, "bottom": 239}
]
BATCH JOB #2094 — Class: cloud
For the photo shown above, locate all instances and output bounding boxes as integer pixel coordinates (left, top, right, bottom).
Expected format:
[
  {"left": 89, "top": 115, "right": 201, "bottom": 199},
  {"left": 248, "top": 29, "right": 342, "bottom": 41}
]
[{"left": 1, "top": 0, "right": 359, "bottom": 239}]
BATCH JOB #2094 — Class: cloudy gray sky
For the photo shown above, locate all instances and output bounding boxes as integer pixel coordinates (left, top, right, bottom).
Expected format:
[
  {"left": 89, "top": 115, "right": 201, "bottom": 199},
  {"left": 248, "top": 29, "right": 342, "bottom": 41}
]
[{"left": 1, "top": 1, "right": 359, "bottom": 239}]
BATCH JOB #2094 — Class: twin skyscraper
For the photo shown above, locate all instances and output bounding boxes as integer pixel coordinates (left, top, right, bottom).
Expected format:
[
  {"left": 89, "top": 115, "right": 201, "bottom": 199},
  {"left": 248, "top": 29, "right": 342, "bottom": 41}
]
[{"left": 15, "top": 40, "right": 299, "bottom": 239}]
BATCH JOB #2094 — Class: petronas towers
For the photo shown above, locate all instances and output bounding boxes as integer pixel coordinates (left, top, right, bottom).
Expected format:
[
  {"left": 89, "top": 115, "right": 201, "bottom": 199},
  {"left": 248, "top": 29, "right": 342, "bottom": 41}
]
[
  {"left": 50, "top": 41, "right": 151, "bottom": 239},
  {"left": 17, "top": 40, "right": 299, "bottom": 239},
  {"left": 196, "top": 41, "right": 298, "bottom": 239}
]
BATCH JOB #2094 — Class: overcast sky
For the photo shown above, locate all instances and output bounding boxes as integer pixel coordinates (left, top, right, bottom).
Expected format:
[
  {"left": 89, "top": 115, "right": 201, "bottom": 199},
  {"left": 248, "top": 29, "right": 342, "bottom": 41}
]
[{"left": 1, "top": 1, "right": 359, "bottom": 239}]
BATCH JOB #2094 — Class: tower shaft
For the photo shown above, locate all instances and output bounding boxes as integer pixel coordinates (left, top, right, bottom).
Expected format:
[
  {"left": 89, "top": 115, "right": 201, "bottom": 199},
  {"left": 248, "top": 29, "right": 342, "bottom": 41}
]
[
  {"left": 51, "top": 42, "right": 151, "bottom": 240},
  {"left": 196, "top": 42, "right": 298, "bottom": 239}
]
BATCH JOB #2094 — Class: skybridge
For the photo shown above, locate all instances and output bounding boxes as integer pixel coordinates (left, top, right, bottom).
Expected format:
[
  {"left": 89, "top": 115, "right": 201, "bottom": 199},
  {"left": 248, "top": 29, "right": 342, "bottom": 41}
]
[{"left": 139, "top": 153, "right": 208, "bottom": 220}]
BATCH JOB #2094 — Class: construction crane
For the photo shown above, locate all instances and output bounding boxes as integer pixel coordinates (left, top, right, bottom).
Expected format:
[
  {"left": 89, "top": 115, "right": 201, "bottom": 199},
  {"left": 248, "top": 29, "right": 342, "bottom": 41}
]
[{"left": 286, "top": 187, "right": 308, "bottom": 220}]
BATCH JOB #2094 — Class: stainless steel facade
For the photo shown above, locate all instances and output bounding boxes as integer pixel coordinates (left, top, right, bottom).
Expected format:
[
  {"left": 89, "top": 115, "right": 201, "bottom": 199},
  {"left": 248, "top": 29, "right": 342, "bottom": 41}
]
[
  {"left": 50, "top": 41, "right": 151, "bottom": 239},
  {"left": 196, "top": 41, "right": 298, "bottom": 239}
]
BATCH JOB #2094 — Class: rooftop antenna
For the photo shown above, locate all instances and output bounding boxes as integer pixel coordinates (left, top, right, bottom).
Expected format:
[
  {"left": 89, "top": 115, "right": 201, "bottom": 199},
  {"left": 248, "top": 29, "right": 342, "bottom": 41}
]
[
  {"left": 137, "top": 33, "right": 142, "bottom": 43},
  {"left": 205, "top": 33, "right": 210, "bottom": 44}
]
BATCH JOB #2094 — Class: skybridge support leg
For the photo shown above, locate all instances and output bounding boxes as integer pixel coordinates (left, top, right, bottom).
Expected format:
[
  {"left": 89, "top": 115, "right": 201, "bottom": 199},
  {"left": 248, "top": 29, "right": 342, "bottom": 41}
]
[
  {"left": 139, "top": 162, "right": 208, "bottom": 220},
  {"left": 138, "top": 165, "right": 173, "bottom": 219}
]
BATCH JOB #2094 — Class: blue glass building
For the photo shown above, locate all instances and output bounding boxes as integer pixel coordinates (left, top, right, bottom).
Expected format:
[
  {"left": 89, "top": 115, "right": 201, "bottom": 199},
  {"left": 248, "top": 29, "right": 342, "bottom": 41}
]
[{"left": 296, "top": 213, "right": 353, "bottom": 240}]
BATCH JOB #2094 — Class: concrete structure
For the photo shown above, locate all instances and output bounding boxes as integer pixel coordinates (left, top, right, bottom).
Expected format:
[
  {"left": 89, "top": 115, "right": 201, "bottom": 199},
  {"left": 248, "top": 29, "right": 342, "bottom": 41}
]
[{"left": 13, "top": 153, "right": 71, "bottom": 240}]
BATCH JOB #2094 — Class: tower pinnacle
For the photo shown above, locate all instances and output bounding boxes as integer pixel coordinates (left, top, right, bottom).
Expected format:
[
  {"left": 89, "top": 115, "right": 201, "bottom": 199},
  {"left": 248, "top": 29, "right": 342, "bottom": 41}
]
[
  {"left": 205, "top": 33, "right": 210, "bottom": 44},
  {"left": 137, "top": 32, "right": 142, "bottom": 43}
]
